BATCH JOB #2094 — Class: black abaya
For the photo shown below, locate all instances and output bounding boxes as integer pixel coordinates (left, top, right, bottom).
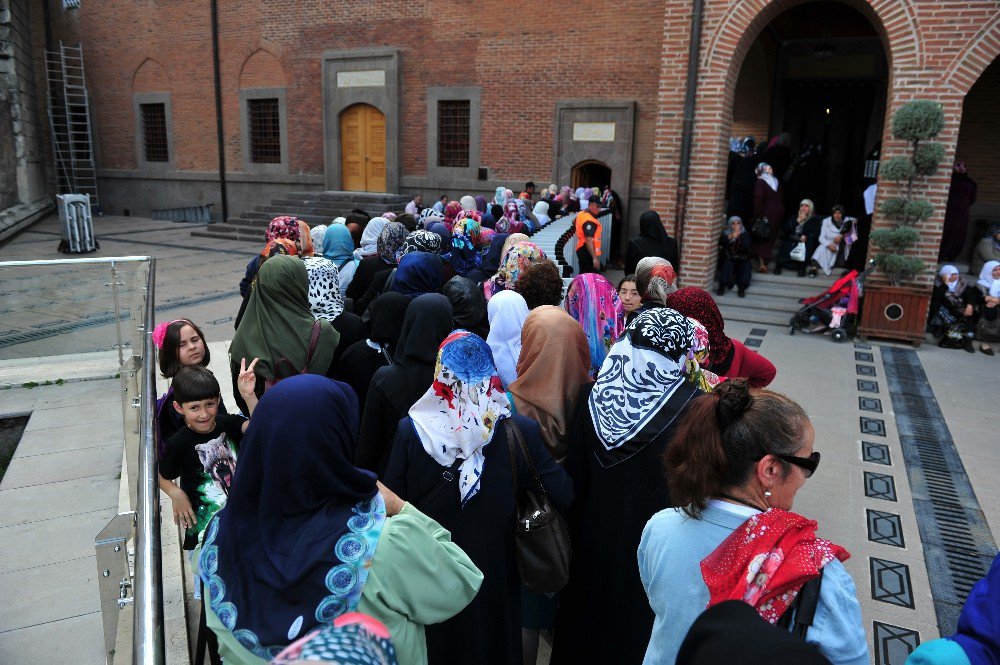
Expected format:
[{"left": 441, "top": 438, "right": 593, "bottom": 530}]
[
  {"left": 625, "top": 210, "right": 679, "bottom": 275},
  {"left": 550, "top": 380, "right": 701, "bottom": 665}
]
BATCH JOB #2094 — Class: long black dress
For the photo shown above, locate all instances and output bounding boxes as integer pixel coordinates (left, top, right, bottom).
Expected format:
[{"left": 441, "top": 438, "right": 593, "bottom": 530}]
[
  {"left": 550, "top": 380, "right": 701, "bottom": 665},
  {"left": 625, "top": 210, "right": 679, "bottom": 275},
  {"left": 383, "top": 415, "right": 573, "bottom": 665}
]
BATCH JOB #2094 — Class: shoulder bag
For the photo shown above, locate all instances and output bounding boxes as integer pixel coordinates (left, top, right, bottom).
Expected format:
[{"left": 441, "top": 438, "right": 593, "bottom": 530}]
[
  {"left": 505, "top": 418, "right": 572, "bottom": 594},
  {"left": 264, "top": 320, "right": 323, "bottom": 392},
  {"left": 751, "top": 216, "right": 771, "bottom": 241}
]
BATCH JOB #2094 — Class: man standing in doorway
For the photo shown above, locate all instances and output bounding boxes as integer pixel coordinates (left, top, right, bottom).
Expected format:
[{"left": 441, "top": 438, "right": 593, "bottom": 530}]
[
  {"left": 405, "top": 194, "right": 423, "bottom": 215},
  {"left": 575, "top": 198, "right": 603, "bottom": 274}
]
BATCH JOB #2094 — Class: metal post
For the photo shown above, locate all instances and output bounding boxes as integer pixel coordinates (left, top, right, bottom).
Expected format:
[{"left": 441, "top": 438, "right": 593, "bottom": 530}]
[
  {"left": 133, "top": 257, "right": 164, "bottom": 665},
  {"left": 109, "top": 260, "right": 125, "bottom": 366}
]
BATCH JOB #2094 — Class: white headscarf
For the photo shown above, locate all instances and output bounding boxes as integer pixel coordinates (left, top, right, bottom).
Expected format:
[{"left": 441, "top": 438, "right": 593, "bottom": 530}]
[
  {"left": 977, "top": 260, "right": 1000, "bottom": 298},
  {"left": 486, "top": 291, "right": 530, "bottom": 388},
  {"left": 357, "top": 217, "right": 388, "bottom": 257},
  {"left": 309, "top": 224, "right": 328, "bottom": 251},
  {"left": 939, "top": 265, "right": 960, "bottom": 293},
  {"left": 460, "top": 195, "right": 476, "bottom": 211},
  {"left": 756, "top": 162, "right": 779, "bottom": 192}
]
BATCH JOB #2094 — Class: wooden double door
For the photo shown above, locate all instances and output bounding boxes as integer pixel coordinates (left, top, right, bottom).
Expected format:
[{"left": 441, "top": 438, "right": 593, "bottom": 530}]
[{"left": 340, "top": 104, "right": 386, "bottom": 192}]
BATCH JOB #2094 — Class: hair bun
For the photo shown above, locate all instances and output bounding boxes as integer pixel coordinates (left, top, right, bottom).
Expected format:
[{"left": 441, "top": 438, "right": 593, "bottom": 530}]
[{"left": 715, "top": 379, "right": 753, "bottom": 429}]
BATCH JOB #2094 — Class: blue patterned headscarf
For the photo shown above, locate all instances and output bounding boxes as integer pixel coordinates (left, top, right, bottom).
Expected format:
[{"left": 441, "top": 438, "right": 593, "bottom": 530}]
[
  {"left": 200, "top": 376, "right": 384, "bottom": 660},
  {"left": 446, "top": 231, "right": 483, "bottom": 276}
]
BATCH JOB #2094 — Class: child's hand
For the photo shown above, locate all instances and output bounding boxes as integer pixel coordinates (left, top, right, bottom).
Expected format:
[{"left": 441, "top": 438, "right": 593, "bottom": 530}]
[
  {"left": 237, "top": 357, "right": 259, "bottom": 397},
  {"left": 168, "top": 486, "right": 196, "bottom": 530}
]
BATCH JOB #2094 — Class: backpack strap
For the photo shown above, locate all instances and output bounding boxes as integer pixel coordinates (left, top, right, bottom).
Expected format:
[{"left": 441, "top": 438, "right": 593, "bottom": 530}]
[
  {"left": 414, "top": 457, "right": 464, "bottom": 510},
  {"left": 381, "top": 268, "right": 397, "bottom": 295},
  {"left": 776, "top": 570, "right": 824, "bottom": 639}
]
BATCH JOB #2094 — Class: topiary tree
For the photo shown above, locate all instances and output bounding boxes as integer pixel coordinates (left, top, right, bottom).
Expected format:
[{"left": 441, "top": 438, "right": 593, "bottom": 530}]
[{"left": 870, "top": 100, "right": 945, "bottom": 286}]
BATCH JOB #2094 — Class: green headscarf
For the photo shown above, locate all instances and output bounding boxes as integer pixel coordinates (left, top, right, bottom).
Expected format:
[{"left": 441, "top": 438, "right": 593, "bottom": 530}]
[{"left": 230, "top": 255, "right": 339, "bottom": 380}]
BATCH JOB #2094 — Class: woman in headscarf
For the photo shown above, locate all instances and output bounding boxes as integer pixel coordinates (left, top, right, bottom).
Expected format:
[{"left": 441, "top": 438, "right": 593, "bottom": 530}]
[
  {"left": 309, "top": 224, "right": 328, "bottom": 252},
  {"left": 485, "top": 290, "right": 529, "bottom": 387},
  {"left": 346, "top": 217, "right": 392, "bottom": 303},
  {"left": 809, "top": 205, "right": 857, "bottom": 277},
  {"left": 474, "top": 195, "right": 488, "bottom": 214},
  {"left": 301, "top": 253, "right": 364, "bottom": 355},
  {"left": 636, "top": 256, "right": 679, "bottom": 307},
  {"left": 445, "top": 224, "right": 483, "bottom": 278},
  {"left": 716, "top": 216, "right": 752, "bottom": 297},
  {"left": 493, "top": 186, "right": 508, "bottom": 207},
  {"left": 639, "top": 380, "right": 866, "bottom": 665},
  {"left": 199, "top": 375, "right": 482, "bottom": 665},
  {"left": 238, "top": 216, "right": 303, "bottom": 309},
  {"left": 390, "top": 252, "right": 445, "bottom": 300},
  {"left": 229, "top": 255, "right": 340, "bottom": 415},
  {"left": 464, "top": 232, "right": 509, "bottom": 284},
  {"left": 551, "top": 308, "right": 701, "bottom": 665},
  {"left": 501, "top": 232, "right": 530, "bottom": 259},
  {"left": 426, "top": 222, "right": 452, "bottom": 255},
  {"left": 532, "top": 200, "right": 550, "bottom": 229},
  {"left": 297, "top": 220, "right": 315, "bottom": 256},
  {"left": 665, "top": 287, "right": 776, "bottom": 387},
  {"left": 929, "top": 265, "right": 982, "bottom": 352},
  {"left": 399, "top": 229, "right": 442, "bottom": 257},
  {"left": 443, "top": 200, "right": 463, "bottom": 226},
  {"left": 459, "top": 195, "right": 477, "bottom": 212},
  {"left": 626, "top": 210, "right": 679, "bottom": 275},
  {"left": 356, "top": 294, "right": 454, "bottom": 475},
  {"left": 563, "top": 273, "right": 626, "bottom": 378},
  {"left": 321, "top": 223, "right": 359, "bottom": 296},
  {"left": 575, "top": 187, "right": 591, "bottom": 211},
  {"left": 334, "top": 292, "right": 411, "bottom": 419},
  {"left": 383, "top": 332, "right": 572, "bottom": 665},
  {"left": 975, "top": 261, "right": 1000, "bottom": 354},
  {"left": 441, "top": 276, "right": 489, "bottom": 338},
  {"left": 483, "top": 241, "right": 545, "bottom": 300},
  {"left": 350, "top": 222, "right": 410, "bottom": 316},
  {"left": 751, "top": 162, "right": 784, "bottom": 273},
  {"left": 497, "top": 200, "right": 527, "bottom": 234},
  {"left": 774, "top": 199, "right": 820, "bottom": 277},
  {"left": 452, "top": 210, "right": 484, "bottom": 247},
  {"left": 971, "top": 222, "right": 1000, "bottom": 277}
]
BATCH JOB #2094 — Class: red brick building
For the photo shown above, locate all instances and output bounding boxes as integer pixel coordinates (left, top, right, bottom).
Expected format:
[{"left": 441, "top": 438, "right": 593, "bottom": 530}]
[{"left": 10, "top": 0, "right": 1000, "bottom": 287}]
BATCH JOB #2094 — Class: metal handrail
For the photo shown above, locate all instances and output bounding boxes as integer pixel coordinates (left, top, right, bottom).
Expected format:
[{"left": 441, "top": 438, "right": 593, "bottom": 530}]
[
  {"left": 134, "top": 257, "right": 164, "bottom": 664},
  {"left": 0, "top": 256, "right": 165, "bottom": 663}
]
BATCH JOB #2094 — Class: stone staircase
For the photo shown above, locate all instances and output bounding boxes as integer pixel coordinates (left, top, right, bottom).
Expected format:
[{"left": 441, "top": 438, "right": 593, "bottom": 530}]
[
  {"left": 712, "top": 269, "right": 839, "bottom": 328},
  {"left": 192, "top": 191, "right": 412, "bottom": 243}
]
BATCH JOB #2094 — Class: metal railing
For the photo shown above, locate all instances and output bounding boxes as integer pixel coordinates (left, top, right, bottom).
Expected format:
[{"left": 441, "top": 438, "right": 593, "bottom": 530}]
[{"left": 0, "top": 256, "right": 163, "bottom": 664}]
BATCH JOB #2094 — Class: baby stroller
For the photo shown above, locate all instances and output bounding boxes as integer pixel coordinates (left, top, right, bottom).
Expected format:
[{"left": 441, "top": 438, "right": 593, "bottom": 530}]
[{"left": 789, "top": 261, "right": 876, "bottom": 342}]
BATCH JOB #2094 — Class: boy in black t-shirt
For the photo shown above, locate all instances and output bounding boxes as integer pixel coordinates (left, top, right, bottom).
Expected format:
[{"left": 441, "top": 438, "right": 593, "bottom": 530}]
[{"left": 158, "top": 360, "right": 258, "bottom": 550}]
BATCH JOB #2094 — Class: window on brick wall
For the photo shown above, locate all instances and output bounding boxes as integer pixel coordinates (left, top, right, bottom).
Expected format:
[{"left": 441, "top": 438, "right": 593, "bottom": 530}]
[
  {"left": 248, "top": 97, "right": 281, "bottom": 164},
  {"left": 437, "top": 100, "right": 470, "bottom": 168},
  {"left": 140, "top": 103, "right": 169, "bottom": 162}
]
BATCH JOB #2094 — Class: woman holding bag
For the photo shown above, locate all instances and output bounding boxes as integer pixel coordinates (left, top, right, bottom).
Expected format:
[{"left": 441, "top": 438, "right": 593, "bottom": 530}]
[
  {"left": 774, "top": 199, "right": 820, "bottom": 276},
  {"left": 383, "top": 331, "right": 573, "bottom": 665}
]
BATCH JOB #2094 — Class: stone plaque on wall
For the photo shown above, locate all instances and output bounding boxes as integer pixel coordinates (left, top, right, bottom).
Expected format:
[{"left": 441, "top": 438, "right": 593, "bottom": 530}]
[
  {"left": 573, "top": 122, "right": 616, "bottom": 142},
  {"left": 336, "top": 70, "right": 386, "bottom": 88}
]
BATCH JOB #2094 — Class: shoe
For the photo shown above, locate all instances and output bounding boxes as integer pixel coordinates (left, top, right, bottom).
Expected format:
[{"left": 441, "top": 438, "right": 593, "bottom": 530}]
[
  {"left": 738, "top": 289, "right": 746, "bottom": 298},
  {"left": 716, "top": 286, "right": 725, "bottom": 296},
  {"left": 808, "top": 268, "right": 818, "bottom": 278},
  {"left": 756, "top": 264, "right": 769, "bottom": 274},
  {"left": 964, "top": 338, "right": 976, "bottom": 353},
  {"left": 773, "top": 266, "right": 783, "bottom": 275},
  {"left": 981, "top": 344, "right": 995, "bottom": 356}
]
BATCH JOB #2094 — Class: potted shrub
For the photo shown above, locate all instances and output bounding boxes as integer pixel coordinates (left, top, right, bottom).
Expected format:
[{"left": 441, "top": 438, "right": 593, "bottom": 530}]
[{"left": 859, "top": 100, "right": 945, "bottom": 345}]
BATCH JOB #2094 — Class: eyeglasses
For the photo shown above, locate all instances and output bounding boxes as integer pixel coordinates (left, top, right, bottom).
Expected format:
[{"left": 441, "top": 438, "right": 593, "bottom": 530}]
[{"left": 756, "top": 451, "right": 821, "bottom": 477}]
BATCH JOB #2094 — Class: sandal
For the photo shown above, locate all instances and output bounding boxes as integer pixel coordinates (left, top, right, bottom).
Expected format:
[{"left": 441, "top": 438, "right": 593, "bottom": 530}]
[{"left": 982, "top": 344, "right": 995, "bottom": 356}]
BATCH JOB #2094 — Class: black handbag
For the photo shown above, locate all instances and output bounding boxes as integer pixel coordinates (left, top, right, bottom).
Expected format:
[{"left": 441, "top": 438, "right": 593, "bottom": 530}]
[
  {"left": 505, "top": 419, "right": 572, "bottom": 594},
  {"left": 751, "top": 216, "right": 771, "bottom": 240}
]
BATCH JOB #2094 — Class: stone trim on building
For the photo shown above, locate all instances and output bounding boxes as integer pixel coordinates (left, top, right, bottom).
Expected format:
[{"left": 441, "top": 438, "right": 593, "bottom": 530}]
[
  {"left": 239, "top": 87, "right": 288, "bottom": 175},
  {"left": 132, "top": 92, "right": 174, "bottom": 172},
  {"left": 424, "top": 86, "right": 482, "bottom": 188}
]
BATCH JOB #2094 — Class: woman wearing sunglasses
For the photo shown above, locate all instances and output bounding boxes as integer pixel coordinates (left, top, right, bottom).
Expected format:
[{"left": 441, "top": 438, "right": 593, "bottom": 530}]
[{"left": 637, "top": 379, "right": 868, "bottom": 665}]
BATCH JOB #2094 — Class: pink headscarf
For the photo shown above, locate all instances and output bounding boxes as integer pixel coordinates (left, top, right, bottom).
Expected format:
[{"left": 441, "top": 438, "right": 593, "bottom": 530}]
[{"left": 265, "top": 216, "right": 302, "bottom": 243}]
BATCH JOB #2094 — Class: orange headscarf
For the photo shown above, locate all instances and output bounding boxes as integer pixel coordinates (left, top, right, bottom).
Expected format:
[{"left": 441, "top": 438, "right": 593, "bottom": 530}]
[{"left": 297, "top": 220, "right": 314, "bottom": 256}]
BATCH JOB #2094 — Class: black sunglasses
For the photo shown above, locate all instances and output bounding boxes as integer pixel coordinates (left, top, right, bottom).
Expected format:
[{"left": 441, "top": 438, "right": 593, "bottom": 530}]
[{"left": 756, "top": 451, "right": 821, "bottom": 477}]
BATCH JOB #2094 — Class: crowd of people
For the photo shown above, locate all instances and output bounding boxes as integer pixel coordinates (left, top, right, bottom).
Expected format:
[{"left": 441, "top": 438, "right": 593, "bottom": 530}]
[{"left": 149, "top": 181, "right": 993, "bottom": 665}]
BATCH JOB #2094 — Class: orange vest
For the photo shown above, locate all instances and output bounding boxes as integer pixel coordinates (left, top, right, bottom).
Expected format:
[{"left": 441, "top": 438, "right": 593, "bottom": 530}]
[{"left": 575, "top": 212, "right": 603, "bottom": 256}]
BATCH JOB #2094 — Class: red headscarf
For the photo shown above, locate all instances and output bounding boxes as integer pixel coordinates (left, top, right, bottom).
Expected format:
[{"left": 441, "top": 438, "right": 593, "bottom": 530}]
[
  {"left": 701, "top": 509, "right": 849, "bottom": 624},
  {"left": 444, "top": 201, "right": 464, "bottom": 225},
  {"left": 665, "top": 287, "right": 732, "bottom": 366}
]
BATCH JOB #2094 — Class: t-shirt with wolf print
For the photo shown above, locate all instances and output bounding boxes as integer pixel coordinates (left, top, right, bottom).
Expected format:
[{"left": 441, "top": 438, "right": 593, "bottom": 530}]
[{"left": 160, "top": 413, "right": 246, "bottom": 549}]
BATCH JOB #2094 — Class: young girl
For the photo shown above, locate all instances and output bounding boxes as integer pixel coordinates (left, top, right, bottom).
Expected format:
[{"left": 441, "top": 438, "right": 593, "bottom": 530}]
[
  {"left": 154, "top": 319, "right": 227, "bottom": 452},
  {"left": 618, "top": 274, "right": 641, "bottom": 325}
]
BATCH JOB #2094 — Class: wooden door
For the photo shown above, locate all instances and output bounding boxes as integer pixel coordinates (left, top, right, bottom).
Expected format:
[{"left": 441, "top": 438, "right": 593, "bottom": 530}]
[{"left": 340, "top": 104, "right": 386, "bottom": 192}]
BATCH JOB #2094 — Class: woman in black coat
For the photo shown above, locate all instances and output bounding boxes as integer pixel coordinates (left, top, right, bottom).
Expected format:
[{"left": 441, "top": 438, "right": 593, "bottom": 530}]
[
  {"left": 774, "top": 199, "right": 821, "bottom": 276},
  {"left": 625, "top": 210, "right": 679, "bottom": 275}
]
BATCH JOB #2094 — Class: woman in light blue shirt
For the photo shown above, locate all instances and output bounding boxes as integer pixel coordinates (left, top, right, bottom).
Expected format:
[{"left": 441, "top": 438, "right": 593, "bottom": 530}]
[{"left": 638, "top": 380, "right": 869, "bottom": 665}]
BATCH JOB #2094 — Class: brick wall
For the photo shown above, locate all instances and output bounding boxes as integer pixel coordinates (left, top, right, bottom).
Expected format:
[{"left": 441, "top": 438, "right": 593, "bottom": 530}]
[
  {"left": 955, "top": 57, "right": 1000, "bottom": 211},
  {"left": 731, "top": 40, "right": 772, "bottom": 143}
]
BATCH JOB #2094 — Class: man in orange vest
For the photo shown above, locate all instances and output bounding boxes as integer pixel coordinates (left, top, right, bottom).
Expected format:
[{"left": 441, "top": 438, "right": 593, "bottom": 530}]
[{"left": 575, "top": 198, "right": 603, "bottom": 274}]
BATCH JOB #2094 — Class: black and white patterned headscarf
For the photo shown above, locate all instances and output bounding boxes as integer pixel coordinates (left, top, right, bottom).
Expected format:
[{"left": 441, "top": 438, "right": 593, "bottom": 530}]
[
  {"left": 302, "top": 256, "right": 345, "bottom": 321},
  {"left": 588, "top": 307, "right": 698, "bottom": 467},
  {"left": 399, "top": 230, "right": 442, "bottom": 258}
]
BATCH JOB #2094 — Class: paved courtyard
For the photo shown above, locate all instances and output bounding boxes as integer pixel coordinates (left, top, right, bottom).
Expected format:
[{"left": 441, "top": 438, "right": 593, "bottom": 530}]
[{"left": 0, "top": 214, "right": 997, "bottom": 664}]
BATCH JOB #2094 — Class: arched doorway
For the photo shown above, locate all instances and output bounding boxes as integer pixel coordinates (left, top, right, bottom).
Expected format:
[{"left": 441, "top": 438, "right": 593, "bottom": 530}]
[
  {"left": 571, "top": 160, "right": 611, "bottom": 191},
  {"left": 340, "top": 104, "right": 386, "bottom": 192},
  {"left": 727, "top": 2, "right": 887, "bottom": 222}
]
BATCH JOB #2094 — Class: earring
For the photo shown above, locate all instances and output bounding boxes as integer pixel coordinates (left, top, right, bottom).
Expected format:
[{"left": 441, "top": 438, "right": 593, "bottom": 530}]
[{"left": 764, "top": 490, "right": 772, "bottom": 498}]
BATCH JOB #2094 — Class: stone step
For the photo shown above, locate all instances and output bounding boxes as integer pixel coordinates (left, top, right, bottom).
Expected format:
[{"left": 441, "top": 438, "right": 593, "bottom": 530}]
[
  {"left": 283, "top": 191, "right": 410, "bottom": 205},
  {"left": 191, "top": 226, "right": 262, "bottom": 244}
]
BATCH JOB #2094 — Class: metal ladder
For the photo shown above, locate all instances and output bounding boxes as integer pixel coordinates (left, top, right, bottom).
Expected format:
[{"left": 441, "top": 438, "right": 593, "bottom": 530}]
[{"left": 45, "top": 41, "right": 100, "bottom": 210}]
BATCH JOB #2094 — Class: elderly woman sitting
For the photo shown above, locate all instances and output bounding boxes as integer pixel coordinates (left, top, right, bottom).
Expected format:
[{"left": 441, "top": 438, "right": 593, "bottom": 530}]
[
  {"left": 929, "top": 265, "right": 983, "bottom": 352},
  {"left": 809, "top": 205, "right": 857, "bottom": 277},
  {"left": 975, "top": 261, "right": 1000, "bottom": 355},
  {"left": 774, "top": 199, "right": 820, "bottom": 277}
]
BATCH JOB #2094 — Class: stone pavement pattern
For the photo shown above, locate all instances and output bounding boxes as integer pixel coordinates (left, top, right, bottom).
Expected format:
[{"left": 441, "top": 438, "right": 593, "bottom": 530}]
[{"left": 0, "top": 214, "right": 997, "bottom": 664}]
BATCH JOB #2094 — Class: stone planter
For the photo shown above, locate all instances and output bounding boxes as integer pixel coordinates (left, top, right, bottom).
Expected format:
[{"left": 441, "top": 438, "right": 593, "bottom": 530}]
[{"left": 858, "top": 284, "right": 931, "bottom": 346}]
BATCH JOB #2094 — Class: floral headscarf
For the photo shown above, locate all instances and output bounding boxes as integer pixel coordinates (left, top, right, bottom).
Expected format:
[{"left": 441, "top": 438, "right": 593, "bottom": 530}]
[
  {"left": 376, "top": 222, "right": 409, "bottom": 264},
  {"left": 444, "top": 201, "right": 464, "bottom": 225},
  {"left": 684, "top": 318, "right": 722, "bottom": 392},
  {"left": 260, "top": 237, "right": 298, "bottom": 259},
  {"left": 381, "top": 212, "right": 397, "bottom": 221},
  {"left": 564, "top": 273, "right": 626, "bottom": 378},
  {"left": 265, "top": 216, "right": 302, "bottom": 243},
  {"left": 446, "top": 231, "right": 482, "bottom": 276},
  {"left": 453, "top": 210, "right": 484, "bottom": 246},
  {"left": 493, "top": 187, "right": 507, "bottom": 207},
  {"left": 400, "top": 230, "right": 442, "bottom": 257},
  {"left": 636, "top": 256, "right": 678, "bottom": 305},
  {"left": 309, "top": 224, "right": 328, "bottom": 251},
  {"left": 409, "top": 331, "right": 511, "bottom": 506},
  {"left": 484, "top": 241, "right": 545, "bottom": 300},
  {"left": 497, "top": 200, "right": 527, "bottom": 234},
  {"left": 664, "top": 287, "right": 733, "bottom": 366}
]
